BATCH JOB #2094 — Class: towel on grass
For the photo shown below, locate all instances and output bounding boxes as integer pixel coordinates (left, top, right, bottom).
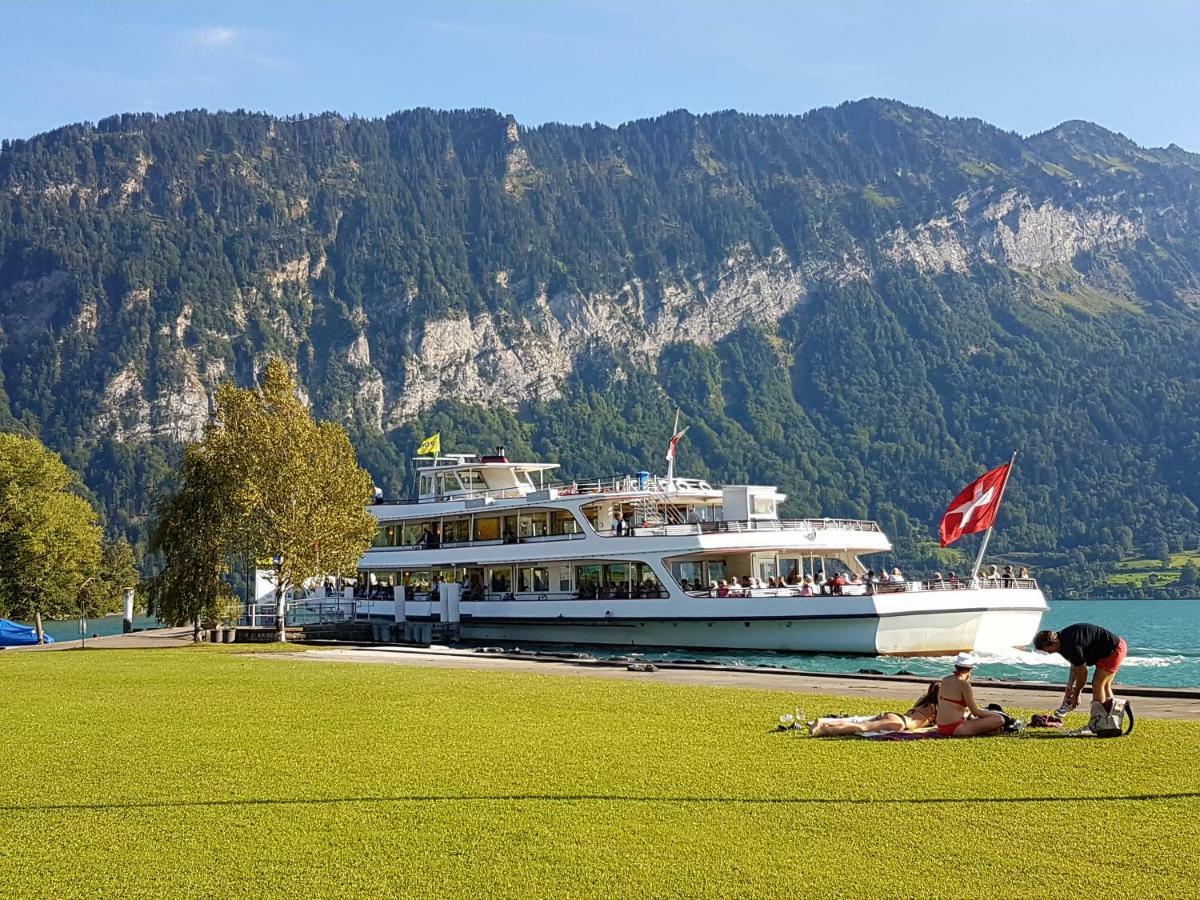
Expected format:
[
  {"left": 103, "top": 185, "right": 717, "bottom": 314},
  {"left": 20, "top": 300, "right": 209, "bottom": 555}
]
[{"left": 857, "top": 728, "right": 944, "bottom": 740}]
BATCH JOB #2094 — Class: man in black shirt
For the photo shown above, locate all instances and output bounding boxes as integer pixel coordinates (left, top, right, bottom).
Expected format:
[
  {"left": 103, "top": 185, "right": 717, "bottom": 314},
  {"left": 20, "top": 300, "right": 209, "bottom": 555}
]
[{"left": 1033, "top": 623, "right": 1127, "bottom": 715}]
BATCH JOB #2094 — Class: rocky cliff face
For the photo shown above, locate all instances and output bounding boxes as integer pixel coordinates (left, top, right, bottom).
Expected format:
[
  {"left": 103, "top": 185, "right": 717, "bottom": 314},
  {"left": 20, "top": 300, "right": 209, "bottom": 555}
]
[{"left": 2, "top": 100, "right": 1199, "bottom": 576}]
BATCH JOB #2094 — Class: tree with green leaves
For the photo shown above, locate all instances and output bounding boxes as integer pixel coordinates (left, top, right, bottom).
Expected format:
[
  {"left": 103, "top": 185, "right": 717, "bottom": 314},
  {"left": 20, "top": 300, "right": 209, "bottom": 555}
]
[
  {"left": 147, "top": 444, "right": 238, "bottom": 642},
  {"left": 0, "top": 433, "right": 103, "bottom": 643},
  {"left": 87, "top": 538, "right": 140, "bottom": 618},
  {"left": 151, "top": 360, "right": 376, "bottom": 641},
  {"left": 1180, "top": 560, "right": 1199, "bottom": 590}
]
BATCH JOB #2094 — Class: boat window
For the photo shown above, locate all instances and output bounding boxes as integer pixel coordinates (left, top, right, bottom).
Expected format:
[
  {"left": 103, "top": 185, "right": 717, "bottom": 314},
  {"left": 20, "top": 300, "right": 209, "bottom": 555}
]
[
  {"left": 672, "top": 560, "right": 705, "bottom": 587},
  {"left": 707, "top": 560, "right": 727, "bottom": 584},
  {"left": 632, "top": 564, "right": 664, "bottom": 599},
  {"left": 574, "top": 564, "right": 601, "bottom": 596},
  {"left": 502, "top": 515, "right": 519, "bottom": 543},
  {"left": 371, "top": 525, "right": 395, "bottom": 548},
  {"left": 403, "top": 570, "right": 430, "bottom": 591},
  {"left": 462, "top": 567, "right": 485, "bottom": 600},
  {"left": 488, "top": 566, "right": 512, "bottom": 593},
  {"left": 441, "top": 517, "right": 470, "bottom": 544},
  {"left": 517, "top": 567, "right": 550, "bottom": 593},
  {"left": 458, "top": 470, "right": 487, "bottom": 494},
  {"left": 752, "top": 496, "right": 776, "bottom": 516},
  {"left": 552, "top": 510, "right": 580, "bottom": 535},
  {"left": 400, "top": 522, "right": 427, "bottom": 546},
  {"left": 474, "top": 516, "right": 501, "bottom": 542},
  {"left": 550, "top": 563, "right": 572, "bottom": 592},
  {"left": 605, "top": 563, "right": 629, "bottom": 588},
  {"left": 521, "top": 511, "right": 550, "bottom": 538},
  {"left": 419, "top": 475, "right": 434, "bottom": 497}
]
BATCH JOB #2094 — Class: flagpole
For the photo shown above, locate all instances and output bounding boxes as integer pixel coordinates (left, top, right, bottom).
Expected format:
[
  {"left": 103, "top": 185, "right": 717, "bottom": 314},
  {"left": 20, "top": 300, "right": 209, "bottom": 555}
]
[
  {"left": 666, "top": 410, "right": 679, "bottom": 488},
  {"left": 969, "top": 449, "right": 1018, "bottom": 587}
]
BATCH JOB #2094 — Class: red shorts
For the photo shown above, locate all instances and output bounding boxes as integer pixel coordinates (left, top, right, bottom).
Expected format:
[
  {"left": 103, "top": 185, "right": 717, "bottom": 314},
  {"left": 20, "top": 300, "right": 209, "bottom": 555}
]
[
  {"left": 1095, "top": 638, "right": 1127, "bottom": 673},
  {"left": 937, "top": 720, "right": 966, "bottom": 736}
]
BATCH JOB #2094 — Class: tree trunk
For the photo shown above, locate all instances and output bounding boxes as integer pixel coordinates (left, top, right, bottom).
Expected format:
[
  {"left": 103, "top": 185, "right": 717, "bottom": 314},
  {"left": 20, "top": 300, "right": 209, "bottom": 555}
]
[
  {"left": 275, "top": 581, "right": 287, "bottom": 643},
  {"left": 35, "top": 611, "right": 45, "bottom": 645},
  {"left": 192, "top": 617, "right": 201, "bottom": 643}
]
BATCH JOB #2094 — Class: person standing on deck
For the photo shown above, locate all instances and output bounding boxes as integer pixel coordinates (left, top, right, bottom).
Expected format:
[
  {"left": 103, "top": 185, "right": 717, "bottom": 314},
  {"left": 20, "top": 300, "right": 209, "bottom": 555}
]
[{"left": 1033, "top": 623, "right": 1127, "bottom": 715}]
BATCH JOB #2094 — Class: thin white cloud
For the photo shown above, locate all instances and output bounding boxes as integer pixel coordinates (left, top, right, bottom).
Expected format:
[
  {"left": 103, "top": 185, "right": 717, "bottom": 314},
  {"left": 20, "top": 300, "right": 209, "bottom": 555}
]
[{"left": 191, "top": 26, "right": 239, "bottom": 48}]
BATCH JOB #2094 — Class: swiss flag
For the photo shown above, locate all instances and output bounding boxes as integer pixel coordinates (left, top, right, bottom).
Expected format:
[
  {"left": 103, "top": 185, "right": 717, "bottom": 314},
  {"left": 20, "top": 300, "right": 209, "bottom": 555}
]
[{"left": 939, "top": 462, "right": 1011, "bottom": 547}]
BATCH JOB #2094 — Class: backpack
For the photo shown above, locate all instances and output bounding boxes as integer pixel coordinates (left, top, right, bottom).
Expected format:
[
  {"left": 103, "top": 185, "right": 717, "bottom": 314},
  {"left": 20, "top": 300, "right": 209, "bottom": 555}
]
[{"left": 1088, "top": 699, "right": 1135, "bottom": 738}]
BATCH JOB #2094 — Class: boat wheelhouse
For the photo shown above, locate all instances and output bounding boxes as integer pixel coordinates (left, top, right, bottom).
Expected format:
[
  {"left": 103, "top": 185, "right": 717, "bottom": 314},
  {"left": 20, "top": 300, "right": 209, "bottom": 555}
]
[{"left": 347, "top": 448, "right": 1047, "bottom": 655}]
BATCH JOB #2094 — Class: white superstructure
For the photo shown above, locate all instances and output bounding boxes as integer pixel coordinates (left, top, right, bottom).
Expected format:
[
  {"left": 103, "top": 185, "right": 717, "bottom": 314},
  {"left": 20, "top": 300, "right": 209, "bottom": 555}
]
[{"left": 348, "top": 448, "right": 1046, "bottom": 655}]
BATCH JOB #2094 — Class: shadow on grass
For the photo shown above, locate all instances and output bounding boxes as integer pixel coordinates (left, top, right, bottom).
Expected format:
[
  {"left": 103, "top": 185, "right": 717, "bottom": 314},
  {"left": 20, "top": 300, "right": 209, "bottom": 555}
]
[{"left": 3, "top": 791, "right": 1198, "bottom": 813}]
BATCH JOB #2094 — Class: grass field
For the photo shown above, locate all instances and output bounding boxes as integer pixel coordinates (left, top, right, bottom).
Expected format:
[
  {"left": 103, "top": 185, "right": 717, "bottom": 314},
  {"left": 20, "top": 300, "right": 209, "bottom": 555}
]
[
  {"left": 1107, "top": 551, "right": 1200, "bottom": 588},
  {"left": 2, "top": 650, "right": 1198, "bottom": 898}
]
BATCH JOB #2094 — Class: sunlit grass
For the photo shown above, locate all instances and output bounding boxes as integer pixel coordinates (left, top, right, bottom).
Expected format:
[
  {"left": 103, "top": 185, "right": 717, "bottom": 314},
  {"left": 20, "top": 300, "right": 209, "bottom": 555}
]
[{"left": 1, "top": 650, "right": 1197, "bottom": 897}]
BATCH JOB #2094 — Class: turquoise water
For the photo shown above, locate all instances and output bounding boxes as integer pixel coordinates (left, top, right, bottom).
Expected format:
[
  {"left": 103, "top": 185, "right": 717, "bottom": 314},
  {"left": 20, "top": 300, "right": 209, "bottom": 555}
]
[
  {"left": 38, "top": 614, "right": 162, "bottom": 642},
  {"left": 566, "top": 599, "right": 1200, "bottom": 689}
]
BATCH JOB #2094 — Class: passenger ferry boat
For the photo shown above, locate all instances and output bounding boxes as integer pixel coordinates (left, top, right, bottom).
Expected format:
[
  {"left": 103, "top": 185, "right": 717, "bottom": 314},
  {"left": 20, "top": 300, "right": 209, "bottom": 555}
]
[{"left": 349, "top": 448, "right": 1047, "bottom": 655}]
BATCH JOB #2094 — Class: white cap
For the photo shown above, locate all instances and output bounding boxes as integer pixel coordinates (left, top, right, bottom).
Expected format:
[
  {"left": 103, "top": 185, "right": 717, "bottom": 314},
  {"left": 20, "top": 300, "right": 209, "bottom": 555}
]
[{"left": 954, "top": 652, "right": 979, "bottom": 669}]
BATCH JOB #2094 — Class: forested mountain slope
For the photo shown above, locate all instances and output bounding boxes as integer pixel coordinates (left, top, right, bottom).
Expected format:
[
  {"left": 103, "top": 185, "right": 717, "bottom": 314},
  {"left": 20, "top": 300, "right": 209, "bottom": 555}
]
[{"left": 2, "top": 99, "right": 1198, "bottom": 594}]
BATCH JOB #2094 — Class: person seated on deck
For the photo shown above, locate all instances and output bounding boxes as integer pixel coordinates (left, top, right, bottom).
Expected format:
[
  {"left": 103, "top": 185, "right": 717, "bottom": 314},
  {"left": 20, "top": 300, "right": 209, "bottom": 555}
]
[
  {"left": 984, "top": 564, "right": 1000, "bottom": 584},
  {"left": 599, "top": 582, "right": 614, "bottom": 600},
  {"left": 810, "top": 682, "right": 941, "bottom": 736},
  {"left": 739, "top": 575, "right": 751, "bottom": 591},
  {"left": 716, "top": 580, "right": 731, "bottom": 598},
  {"left": 502, "top": 528, "right": 517, "bottom": 545},
  {"left": 1002, "top": 565, "right": 1015, "bottom": 587},
  {"left": 929, "top": 572, "right": 944, "bottom": 590},
  {"left": 680, "top": 578, "right": 691, "bottom": 592},
  {"left": 786, "top": 569, "right": 801, "bottom": 586},
  {"left": 947, "top": 570, "right": 959, "bottom": 587},
  {"left": 848, "top": 572, "right": 861, "bottom": 585},
  {"left": 833, "top": 572, "right": 848, "bottom": 596},
  {"left": 707, "top": 580, "right": 718, "bottom": 597},
  {"left": 935, "top": 653, "right": 1005, "bottom": 737},
  {"left": 1018, "top": 566, "right": 1030, "bottom": 580},
  {"left": 615, "top": 582, "right": 629, "bottom": 599},
  {"left": 799, "top": 576, "right": 814, "bottom": 597},
  {"left": 888, "top": 566, "right": 905, "bottom": 585}
]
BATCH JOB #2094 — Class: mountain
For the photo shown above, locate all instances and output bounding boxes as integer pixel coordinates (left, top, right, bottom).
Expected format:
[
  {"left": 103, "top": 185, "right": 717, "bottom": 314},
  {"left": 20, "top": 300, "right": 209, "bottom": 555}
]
[{"left": 2, "top": 99, "right": 1199, "bottom": 596}]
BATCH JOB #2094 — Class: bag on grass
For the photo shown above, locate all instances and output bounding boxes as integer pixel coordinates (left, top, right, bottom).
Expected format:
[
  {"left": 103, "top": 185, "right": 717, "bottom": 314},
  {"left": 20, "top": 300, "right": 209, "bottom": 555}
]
[{"left": 1088, "top": 698, "right": 1134, "bottom": 738}]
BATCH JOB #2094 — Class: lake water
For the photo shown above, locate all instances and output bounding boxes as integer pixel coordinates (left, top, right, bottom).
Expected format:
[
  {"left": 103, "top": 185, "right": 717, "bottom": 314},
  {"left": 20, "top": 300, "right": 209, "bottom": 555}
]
[
  {"left": 38, "top": 614, "right": 163, "bottom": 643},
  {"left": 553, "top": 599, "right": 1200, "bottom": 689}
]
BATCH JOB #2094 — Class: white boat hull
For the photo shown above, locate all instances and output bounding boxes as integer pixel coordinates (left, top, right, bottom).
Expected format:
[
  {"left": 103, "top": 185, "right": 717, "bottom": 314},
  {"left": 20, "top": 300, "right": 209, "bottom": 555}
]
[{"left": 404, "top": 587, "right": 1047, "bottom": 656}]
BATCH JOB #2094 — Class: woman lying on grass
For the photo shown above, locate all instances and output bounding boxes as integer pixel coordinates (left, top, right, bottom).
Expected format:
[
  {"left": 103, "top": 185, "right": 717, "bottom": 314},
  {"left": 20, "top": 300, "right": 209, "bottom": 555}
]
[{"left": 809, "top": 682, "right": 940, "bottom": 736}]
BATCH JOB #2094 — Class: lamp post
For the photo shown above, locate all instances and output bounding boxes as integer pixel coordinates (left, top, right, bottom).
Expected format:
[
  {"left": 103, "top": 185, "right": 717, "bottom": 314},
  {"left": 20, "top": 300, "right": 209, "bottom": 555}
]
[{"left": 77, "top": 576, "right": 97, "bottom": 650}]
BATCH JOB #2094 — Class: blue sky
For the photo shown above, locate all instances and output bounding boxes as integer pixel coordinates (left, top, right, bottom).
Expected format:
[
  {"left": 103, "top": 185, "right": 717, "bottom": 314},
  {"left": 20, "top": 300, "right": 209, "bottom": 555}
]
[{"left": 3, "top": 1, "right": 1198, "bottom": 149}]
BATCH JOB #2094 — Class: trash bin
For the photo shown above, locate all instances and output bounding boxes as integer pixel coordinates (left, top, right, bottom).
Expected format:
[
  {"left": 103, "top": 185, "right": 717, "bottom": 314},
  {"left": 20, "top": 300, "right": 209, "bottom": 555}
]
[{"left": 636, "top": 470, "right": 650, "bottom": 491}]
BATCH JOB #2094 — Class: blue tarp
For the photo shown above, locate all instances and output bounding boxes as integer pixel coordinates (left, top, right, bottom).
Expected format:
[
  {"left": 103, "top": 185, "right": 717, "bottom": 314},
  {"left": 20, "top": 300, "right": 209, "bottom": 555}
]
[{"left": 0, "top": 619, "right": 54, "bottom": 647}]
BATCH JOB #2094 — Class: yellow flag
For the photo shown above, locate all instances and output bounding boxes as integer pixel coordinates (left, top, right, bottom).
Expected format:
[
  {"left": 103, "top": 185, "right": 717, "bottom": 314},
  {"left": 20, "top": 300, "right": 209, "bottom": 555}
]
[{"left": 416, "top": 433, "right": 440, "bottom": 456}]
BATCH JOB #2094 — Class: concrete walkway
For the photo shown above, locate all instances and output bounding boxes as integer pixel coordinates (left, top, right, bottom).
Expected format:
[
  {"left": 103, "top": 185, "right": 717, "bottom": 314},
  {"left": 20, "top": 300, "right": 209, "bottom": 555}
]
[
  {"left": 274, "top": 644, "right": 1200, "bottom": 720},
  {"left": 9, "top": 626, "right": 196, "bottom": 651}
]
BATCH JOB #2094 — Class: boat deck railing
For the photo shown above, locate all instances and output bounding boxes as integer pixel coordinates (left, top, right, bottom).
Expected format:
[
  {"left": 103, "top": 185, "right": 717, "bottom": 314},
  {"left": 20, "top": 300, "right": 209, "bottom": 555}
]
[
  {"left": 687, "top": 577, "right": 1039, "bottom": 598},
  {"left": 627, "top": 518, "right": 883, "bottom": 538},
  {"left": 380, "top": 473, "right": 719, "bottom": 505}
]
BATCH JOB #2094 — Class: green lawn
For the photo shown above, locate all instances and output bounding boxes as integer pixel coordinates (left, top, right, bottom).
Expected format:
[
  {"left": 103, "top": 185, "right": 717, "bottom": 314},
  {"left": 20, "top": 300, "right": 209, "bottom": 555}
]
[
  {"left": 2, "top": 650, "right": 1198, "bottom": 898},
  {"left": 1108, "top": 551, "right": 1200, "bottom": 588}
]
